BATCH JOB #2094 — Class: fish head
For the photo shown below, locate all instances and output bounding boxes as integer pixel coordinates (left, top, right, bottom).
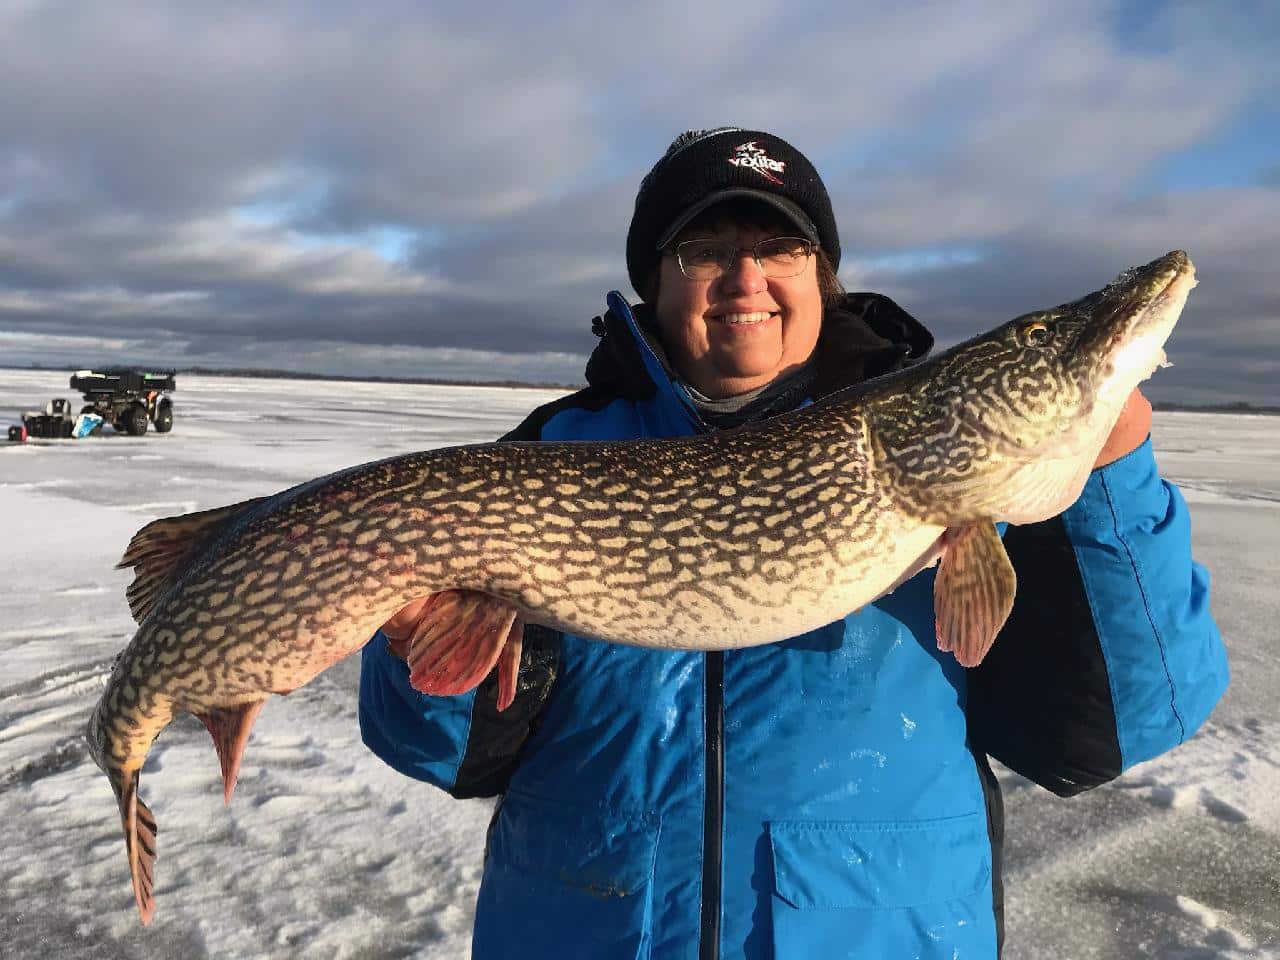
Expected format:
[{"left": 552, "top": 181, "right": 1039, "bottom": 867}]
[
  {"left": 869, "top": 251, "right": 1195, "bottom": 525},
  {"left": 1062, "top": 249, "right": 1194, "bottom": 411}
]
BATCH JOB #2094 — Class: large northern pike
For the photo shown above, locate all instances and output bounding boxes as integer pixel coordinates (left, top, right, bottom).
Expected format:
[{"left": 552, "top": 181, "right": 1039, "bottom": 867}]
[{"left": 88, "top": 250, "right": 1195, "bottom": 924}]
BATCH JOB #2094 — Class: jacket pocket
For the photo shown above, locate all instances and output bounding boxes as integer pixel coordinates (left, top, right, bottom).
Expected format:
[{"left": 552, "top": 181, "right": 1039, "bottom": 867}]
[
  {"left": 768, "top": 814, "right": 997, "bottom": 958},
  {"left": 473, "top": 792, "right": 660, "bottom": 960}
]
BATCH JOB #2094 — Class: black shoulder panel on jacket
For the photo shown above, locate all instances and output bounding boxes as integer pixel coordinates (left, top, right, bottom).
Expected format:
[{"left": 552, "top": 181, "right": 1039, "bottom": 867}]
[
  {"left": 966, "top": 516, "right": 1123, "bottom": 797},
  {"left": 452, "top": 624, "right": 561, "bottom": 798}
]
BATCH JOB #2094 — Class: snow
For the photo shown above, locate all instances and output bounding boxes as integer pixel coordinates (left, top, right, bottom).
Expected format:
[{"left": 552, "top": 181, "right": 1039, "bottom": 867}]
[{"left": 1, "top": 369, "right": 1277, "bottom": 958}]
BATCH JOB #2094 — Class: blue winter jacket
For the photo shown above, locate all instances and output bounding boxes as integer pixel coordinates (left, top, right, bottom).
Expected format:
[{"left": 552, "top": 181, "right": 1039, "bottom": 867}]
[{"left": 360, "top": 291, "right": 1228, "bottom": 959}]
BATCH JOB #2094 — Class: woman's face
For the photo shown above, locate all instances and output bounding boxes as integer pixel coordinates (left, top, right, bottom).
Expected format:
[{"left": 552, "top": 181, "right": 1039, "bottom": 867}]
[{"left": 653, "top": 218, "right": 823, "bottom": 399}]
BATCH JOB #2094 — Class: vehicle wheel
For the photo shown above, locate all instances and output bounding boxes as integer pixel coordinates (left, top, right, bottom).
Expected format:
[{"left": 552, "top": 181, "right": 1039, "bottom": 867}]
[
  {"left": 124, "top": 404, "right": 149, "bottom": 436},
  {"left": 154, "top": 401, "right": 173, "bottom": 433}
]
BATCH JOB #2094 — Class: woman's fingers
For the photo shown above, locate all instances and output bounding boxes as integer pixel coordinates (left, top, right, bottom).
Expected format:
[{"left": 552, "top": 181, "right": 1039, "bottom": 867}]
[{"left": 382, "top": 596, "right": 432, "bottom": 657}]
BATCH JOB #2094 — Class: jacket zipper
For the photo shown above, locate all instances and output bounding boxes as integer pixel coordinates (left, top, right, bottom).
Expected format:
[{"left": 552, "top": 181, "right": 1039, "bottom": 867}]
[
  {"left": 700, "top": 650, "right": 725, "bottom": 960},
  {"left": 613, "top": 293, "right": 723, "bottom": 954}
]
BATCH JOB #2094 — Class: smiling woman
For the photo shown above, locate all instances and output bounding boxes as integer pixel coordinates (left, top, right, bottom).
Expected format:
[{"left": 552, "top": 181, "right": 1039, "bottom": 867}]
[
  {"left": 655, "top": 221, "right": 823, "bottom": 398},
  {"left": 627, "top": 130, "right": 839, "bottom": 405},
  {"left": 650, "top": 211, "right": 826, "bottom": 399},
  {"left": 359, "top": 127, "right": 1228, "bottom": 960}
]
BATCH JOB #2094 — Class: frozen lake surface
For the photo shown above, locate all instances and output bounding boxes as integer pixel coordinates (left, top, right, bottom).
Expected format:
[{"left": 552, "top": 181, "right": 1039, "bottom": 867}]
[{"left": 1, "top": 369, "right": 1277, "bottom": 958}]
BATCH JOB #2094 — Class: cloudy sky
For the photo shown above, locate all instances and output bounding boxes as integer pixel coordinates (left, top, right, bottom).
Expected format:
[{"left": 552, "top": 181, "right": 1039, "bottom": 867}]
[{"left": 1, "top": 0, "right": 1277, "bottom": 404}]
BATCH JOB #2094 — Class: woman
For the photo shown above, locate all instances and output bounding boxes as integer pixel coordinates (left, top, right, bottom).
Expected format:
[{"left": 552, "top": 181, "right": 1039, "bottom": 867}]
[{"left": 359, "top": 128, "right": 1228, "bottom": 959}]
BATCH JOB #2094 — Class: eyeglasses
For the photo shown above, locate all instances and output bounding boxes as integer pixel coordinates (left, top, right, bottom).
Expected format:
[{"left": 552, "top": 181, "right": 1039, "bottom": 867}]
[{"left": 671, "top": 237, "right": 815, "bottom": 281}]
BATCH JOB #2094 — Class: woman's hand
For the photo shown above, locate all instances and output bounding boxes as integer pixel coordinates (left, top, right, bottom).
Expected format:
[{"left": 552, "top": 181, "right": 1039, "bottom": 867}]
[
  {"left": 1094, "top": 388, "right": 1153, "bottom": 469},
  {"left": 381, "top": 597, "right": 430, "bottom": 659}
]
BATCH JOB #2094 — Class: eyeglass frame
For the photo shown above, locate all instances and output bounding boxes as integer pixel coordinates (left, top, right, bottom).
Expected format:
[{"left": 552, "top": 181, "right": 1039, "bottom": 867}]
[{"left": 668, "top": 236, "right": 817, "bottom": 281}]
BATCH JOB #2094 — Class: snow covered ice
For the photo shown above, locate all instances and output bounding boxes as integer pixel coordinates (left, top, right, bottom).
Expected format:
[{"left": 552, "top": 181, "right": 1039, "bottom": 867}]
[{"left": 1, "top": 369, "right": 1277, "bottom": 958}]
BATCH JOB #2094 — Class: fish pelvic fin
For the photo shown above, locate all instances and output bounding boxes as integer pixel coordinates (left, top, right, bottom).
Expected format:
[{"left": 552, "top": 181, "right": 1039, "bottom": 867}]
[
  {"left": 112, "top": 765, "right": 159, "bottom": 925},
  {"left": 194, "top": 699, "right": 267, "bottom": 804},
  {"left": 496, "top": 617, "right": 524, "bottom": 712},
  {"left": 403, "top": 590, "right": 519, "bottom": 704},
  {"left": 934, "top": 522, "right": 1016, "bottom": 668},
  {"left": 117, "top": 497, "right": 268, "bottom": 624}
]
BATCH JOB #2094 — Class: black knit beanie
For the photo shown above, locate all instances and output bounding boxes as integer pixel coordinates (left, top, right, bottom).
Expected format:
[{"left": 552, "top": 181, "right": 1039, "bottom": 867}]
[{"left": 626, "top": 127, "right": 840, "bottom": 295}]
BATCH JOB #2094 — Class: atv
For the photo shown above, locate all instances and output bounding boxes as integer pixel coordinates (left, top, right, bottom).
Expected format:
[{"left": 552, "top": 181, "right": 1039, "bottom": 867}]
[{"left": 69, "top": 369, "right": 177, "bottom": 436}]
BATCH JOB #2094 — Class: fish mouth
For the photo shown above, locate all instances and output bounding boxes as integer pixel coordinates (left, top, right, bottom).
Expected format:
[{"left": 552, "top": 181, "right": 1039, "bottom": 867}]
[{"left": 1070, "top": 250, "right": 1195, "bottom": 406}]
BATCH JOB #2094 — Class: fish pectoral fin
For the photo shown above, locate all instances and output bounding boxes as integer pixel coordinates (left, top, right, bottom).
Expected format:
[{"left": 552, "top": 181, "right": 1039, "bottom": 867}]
[
  {"left": 194, "top": 699, "right": 267, "bottom": 804},
  {"left": 117, "top": 497, "right": 268, "bottom": 624},
  {"left": 933, "top": 522, "right": 1017, "bottom": 668},
  {"left": 113, "top": 767, "right": 158, "bottom": 925},
  {"left": 404, "top": 590, "right": 519, "bottom": 702}
]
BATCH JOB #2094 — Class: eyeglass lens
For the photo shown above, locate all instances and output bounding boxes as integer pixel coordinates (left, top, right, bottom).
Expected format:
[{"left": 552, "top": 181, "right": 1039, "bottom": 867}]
[{"left": 676, "top": 237, "right": 812, "bottom": 280}]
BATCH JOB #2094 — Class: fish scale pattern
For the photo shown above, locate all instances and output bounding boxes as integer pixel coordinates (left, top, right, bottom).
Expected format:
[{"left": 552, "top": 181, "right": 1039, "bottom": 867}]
[{"left": 91, "top": 394, "right": 908, "bottom": 772}]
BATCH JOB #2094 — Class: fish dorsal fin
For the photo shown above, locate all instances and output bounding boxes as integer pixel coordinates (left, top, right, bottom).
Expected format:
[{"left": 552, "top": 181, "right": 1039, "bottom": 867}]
[
  {"left": 401, "top": 590, "right": 521, "bottom": 704},
  {"left": 934, "top": 522, "right": 1017, "bottom": 667},
  {"left": 116, "top": 497, "right": 267, "bottom": 624}
]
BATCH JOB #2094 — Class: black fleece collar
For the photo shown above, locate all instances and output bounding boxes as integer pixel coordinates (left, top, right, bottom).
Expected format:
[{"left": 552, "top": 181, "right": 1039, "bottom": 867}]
[{"left": 584, "top": 292, "right": 934, "bottom": 403}]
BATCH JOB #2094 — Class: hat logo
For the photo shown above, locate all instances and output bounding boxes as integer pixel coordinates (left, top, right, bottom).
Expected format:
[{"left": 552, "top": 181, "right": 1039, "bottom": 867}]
[{"left": 728, "top": 141, "right": 785, "bottom": 184}]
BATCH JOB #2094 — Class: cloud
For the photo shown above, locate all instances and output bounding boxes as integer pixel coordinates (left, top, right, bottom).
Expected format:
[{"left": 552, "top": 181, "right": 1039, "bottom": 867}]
[{"left": 0, "top": 1, "right": 1276, "bottom": 403}]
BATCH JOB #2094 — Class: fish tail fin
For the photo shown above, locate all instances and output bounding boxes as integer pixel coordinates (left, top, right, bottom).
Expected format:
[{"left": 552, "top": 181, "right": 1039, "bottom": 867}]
[
  {"left": 111, "top": 766, "right": 158, "bottom": 925},
  {"left": 403, "top": 590, "right": 519, "bottom": 703},
  {"left": 194, "top": 699, "right": 268, "bottom": 804}
]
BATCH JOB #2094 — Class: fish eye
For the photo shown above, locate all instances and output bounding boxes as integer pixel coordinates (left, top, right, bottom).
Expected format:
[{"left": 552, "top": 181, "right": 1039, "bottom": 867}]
[{"left": 1019, "top": 321, "right": 1051, "bottom": 347}]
